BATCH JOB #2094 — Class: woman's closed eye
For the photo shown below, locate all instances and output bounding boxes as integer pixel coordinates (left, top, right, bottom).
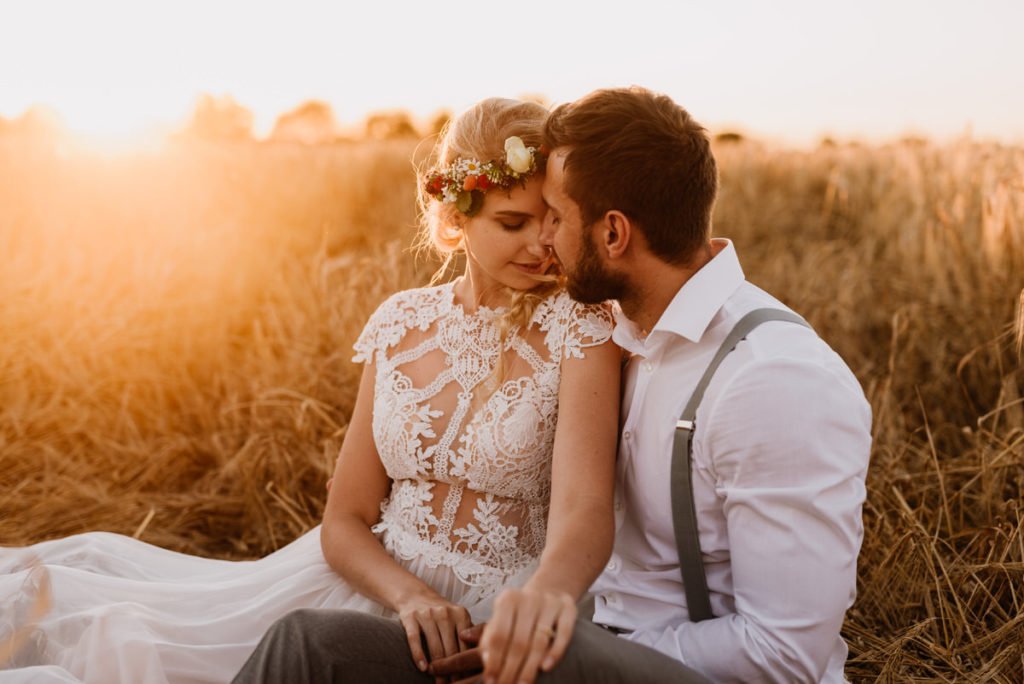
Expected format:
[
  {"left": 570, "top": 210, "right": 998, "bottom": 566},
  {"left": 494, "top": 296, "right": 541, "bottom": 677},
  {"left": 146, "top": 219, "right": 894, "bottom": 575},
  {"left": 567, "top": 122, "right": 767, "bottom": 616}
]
[{"left": 500, "top": 221, "right": 526, "bottom": 231}]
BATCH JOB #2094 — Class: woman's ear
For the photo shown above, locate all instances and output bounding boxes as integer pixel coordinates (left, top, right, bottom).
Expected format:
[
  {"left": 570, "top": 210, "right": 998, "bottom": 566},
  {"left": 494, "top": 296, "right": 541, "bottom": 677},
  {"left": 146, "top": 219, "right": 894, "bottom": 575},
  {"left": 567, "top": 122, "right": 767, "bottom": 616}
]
[
  {"left": 438, "top": 207, "right": 468, "bottom": 250},
  {"left": 601, "top": 211, "right": 632, "bottom": 260},
  {"left": 449, "top": 210, "right": 468, "bottom": 231}
]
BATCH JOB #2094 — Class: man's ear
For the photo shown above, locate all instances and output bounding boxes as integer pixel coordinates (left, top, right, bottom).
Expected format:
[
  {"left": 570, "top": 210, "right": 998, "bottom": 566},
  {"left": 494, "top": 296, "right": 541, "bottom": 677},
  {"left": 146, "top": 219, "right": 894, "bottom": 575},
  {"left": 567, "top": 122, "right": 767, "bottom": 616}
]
[{"left": 600, "top": 210, "right": 632, "bottom": 260}]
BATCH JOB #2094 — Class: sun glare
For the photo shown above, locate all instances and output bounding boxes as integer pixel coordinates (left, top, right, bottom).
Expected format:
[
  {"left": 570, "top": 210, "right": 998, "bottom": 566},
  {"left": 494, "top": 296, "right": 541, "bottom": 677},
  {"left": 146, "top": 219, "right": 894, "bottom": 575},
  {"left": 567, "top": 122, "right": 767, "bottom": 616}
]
[
  {"left": 54, "top": 102, "right": 176, "bottom": 154},
  {"left": 70, "top": 128, "right": 168, "bottom": 156}
]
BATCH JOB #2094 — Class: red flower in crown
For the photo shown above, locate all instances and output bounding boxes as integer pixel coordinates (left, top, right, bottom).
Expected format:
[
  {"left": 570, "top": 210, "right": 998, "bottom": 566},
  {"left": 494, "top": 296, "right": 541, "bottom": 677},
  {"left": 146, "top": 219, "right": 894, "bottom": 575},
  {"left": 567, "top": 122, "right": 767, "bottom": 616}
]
[{"left": 476, "top": 175, "right": 491, "bottom": 191}]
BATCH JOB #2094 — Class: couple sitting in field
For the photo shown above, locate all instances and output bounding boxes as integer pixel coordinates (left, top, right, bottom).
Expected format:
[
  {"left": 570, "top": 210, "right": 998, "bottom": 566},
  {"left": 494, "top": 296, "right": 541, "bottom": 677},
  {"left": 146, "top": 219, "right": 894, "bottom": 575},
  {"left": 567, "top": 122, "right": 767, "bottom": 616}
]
[{"left": 1, "top": 87, "right": 872, "bottom": 684}]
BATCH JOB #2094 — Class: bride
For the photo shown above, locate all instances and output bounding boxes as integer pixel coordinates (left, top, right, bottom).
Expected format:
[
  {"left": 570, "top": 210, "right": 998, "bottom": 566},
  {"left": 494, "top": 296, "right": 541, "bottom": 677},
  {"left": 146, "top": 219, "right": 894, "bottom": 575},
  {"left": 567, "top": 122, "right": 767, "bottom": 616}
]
[{"left": 0, "top": 97, "right": 621, "bottom": 684}]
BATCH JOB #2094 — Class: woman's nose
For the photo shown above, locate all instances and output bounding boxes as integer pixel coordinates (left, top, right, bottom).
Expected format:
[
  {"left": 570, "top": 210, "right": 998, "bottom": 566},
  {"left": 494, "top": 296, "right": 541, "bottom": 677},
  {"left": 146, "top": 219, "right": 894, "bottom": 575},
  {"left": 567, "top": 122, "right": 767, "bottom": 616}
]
[{"left": 525, "top": 230, "right": 549, "bottom": 259}]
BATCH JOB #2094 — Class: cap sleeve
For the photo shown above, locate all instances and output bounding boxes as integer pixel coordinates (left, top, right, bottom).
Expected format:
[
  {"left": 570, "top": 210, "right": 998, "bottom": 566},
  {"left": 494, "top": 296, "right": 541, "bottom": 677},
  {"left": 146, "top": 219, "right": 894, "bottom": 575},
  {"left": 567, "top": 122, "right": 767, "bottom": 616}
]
[
  {"left": 352, "top": 296, "right": 397, "bottom": 364},
  {"left": 562, "top": 300, "right": 615, "bottom": 359},
  {"left": 352, "top": 285, "right": 455, "bottom": 365},
  {"left": 536, "top": 291, "right": 615, "bottom": 360}
]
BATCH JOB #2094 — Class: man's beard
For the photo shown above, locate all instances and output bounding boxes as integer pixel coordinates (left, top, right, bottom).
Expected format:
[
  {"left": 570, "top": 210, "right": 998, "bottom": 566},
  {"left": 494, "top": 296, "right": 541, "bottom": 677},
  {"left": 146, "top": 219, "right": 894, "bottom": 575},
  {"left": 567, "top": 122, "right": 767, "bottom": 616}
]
[{"left": 563, "top": 229, "right": 628, "bottom": 304}]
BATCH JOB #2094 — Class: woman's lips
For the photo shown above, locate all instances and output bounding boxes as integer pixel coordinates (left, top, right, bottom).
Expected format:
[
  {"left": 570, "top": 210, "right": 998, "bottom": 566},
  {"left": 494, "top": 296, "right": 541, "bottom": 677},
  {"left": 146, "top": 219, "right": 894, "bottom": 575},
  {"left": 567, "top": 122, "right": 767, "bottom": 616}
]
[{"left": 513, "top": 261, "right": 548, "bottom": 274}]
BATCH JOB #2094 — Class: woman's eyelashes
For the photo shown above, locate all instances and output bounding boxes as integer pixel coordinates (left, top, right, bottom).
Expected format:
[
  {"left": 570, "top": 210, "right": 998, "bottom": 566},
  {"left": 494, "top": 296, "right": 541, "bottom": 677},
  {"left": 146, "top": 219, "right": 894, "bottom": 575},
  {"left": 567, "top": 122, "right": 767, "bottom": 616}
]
[{"left": 499, "top": 220, "right": 526, "bottom": 231}]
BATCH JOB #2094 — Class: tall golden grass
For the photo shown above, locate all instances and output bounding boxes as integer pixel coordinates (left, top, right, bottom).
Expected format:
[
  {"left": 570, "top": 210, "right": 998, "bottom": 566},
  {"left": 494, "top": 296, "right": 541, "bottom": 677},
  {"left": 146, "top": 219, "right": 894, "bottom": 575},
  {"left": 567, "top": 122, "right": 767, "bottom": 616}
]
[{"left": 1, "top": 133, "right": 1022, "bottom": 682}]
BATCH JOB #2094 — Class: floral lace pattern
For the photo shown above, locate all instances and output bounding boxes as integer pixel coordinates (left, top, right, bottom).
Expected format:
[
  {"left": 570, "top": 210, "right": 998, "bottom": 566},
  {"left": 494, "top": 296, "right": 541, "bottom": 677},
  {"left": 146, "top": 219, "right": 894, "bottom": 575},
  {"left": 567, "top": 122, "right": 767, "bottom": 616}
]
[{"left": 353, "top": 282, "right": 613, "bottom": 596}]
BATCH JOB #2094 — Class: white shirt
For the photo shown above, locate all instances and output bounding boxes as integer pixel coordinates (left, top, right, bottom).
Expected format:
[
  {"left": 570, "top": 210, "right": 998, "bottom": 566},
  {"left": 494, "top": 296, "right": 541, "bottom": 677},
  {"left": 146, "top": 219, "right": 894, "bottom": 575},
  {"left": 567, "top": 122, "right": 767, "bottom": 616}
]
[{"left": 590, "top": 239, "right": 872, "bottom": 683}]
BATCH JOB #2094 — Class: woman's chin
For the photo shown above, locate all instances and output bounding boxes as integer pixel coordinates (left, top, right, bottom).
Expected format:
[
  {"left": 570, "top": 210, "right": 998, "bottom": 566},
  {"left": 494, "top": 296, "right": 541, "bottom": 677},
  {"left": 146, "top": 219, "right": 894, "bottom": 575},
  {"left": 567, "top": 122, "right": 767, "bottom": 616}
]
[{"left": 504, "top": 274, "right": 548, "bottom": 292}]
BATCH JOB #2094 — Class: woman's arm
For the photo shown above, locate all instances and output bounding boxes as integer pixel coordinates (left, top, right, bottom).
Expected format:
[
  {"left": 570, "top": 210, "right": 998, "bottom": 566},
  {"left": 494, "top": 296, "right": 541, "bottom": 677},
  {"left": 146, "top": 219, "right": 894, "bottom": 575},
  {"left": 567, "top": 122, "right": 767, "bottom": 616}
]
[
  {"left": 479, "top": 336, "right": 622, "bottom": 684},
  {"left": 320, "top": 361, "right": 473, "bottom": 672}
]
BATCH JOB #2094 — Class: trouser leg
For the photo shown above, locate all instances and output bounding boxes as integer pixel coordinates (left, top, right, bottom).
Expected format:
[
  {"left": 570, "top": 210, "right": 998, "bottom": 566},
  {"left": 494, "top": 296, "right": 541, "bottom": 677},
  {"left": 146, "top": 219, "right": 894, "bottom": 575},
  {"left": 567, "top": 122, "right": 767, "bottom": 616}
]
[
  {"left": 537, "top": 619, "right": 713, "bottom": 684},
  {"left": 231, "top": 608, "right": 431, "bottom": 684}
]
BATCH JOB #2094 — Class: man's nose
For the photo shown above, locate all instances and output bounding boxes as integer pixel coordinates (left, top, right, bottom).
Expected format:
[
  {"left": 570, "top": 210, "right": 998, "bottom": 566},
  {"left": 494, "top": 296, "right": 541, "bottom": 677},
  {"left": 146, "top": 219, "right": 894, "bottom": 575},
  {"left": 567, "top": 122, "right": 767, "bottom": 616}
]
[{"left": 539, "top": 212, "right": 555, "bottom": 247}]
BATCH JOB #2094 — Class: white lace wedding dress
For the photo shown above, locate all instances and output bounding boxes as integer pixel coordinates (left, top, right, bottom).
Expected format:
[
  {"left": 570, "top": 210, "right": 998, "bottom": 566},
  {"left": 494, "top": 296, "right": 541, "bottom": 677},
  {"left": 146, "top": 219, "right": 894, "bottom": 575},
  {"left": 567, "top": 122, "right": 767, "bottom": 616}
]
[{"left": 0, "top": 282, "right": 614, "bottom": 683}]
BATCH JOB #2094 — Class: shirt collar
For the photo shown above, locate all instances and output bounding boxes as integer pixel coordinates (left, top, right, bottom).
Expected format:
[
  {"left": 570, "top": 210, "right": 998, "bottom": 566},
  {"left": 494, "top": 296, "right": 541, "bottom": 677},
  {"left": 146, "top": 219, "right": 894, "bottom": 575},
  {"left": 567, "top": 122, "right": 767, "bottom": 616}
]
[{"left": 612, "top": 238, "right": 745, "bottom": 353}]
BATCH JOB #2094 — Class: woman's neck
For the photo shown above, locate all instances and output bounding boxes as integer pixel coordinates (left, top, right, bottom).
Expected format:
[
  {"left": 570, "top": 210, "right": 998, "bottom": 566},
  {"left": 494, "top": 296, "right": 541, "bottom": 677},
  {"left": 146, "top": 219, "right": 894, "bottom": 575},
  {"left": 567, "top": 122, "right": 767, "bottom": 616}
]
[{"left": 453, "top": 266, "right": 510, "bottom": 313}]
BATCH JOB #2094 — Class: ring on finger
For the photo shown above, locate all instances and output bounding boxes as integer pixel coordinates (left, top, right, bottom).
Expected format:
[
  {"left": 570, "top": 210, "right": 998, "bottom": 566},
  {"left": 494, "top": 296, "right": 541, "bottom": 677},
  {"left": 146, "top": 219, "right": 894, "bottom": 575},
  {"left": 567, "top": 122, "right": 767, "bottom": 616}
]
[{"left": 536, "top": 625, "right": 556, "bottom": 640}]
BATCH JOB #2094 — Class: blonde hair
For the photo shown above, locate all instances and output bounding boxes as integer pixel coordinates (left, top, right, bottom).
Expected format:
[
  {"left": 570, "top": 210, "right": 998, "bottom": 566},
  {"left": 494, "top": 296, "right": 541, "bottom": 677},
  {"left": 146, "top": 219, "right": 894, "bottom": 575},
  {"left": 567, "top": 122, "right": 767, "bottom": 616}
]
[{"left": 415, "top": 97, "right": 562, "bottom": 337}]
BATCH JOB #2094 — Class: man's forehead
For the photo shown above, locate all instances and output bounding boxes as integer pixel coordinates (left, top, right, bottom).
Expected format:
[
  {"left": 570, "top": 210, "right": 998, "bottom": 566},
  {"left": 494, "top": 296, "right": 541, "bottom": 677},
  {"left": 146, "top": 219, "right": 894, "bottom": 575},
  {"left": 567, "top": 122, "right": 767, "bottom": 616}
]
[
  {"left": 548, "top": 148, "right": 570, "bottom": 172},
  {"left": 540, "top": 175, "right": 561, "bottom": 207},
  {"left": 543, "top": 150, "right": 570, "bottom": 201}
]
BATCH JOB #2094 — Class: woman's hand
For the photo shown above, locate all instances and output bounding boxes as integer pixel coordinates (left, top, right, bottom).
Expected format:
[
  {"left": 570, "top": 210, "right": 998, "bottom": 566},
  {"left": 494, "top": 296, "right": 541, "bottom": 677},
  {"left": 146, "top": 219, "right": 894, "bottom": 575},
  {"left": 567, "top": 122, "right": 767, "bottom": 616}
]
[
  {"left": 478, "top": 587, "right": 577, "bottom": 684},
  {"left": 396, "top": 590, "right": 475, "bottom": 674}
]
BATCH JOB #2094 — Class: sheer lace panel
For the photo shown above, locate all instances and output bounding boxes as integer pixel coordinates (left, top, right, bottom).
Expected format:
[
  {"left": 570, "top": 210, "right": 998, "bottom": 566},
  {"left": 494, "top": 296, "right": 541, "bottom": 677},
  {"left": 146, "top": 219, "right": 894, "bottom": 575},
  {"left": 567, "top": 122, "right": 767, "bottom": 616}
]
[{"left": 352, "top": 282, "right": 613, "bottom": 594}]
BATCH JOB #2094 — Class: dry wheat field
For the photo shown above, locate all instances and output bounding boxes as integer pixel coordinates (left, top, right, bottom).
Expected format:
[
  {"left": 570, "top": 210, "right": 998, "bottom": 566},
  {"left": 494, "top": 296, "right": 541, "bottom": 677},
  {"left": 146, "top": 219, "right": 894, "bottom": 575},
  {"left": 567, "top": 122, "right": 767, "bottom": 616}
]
[{"left": 1, "top": 131, "right": 1022, "bottom": 682}]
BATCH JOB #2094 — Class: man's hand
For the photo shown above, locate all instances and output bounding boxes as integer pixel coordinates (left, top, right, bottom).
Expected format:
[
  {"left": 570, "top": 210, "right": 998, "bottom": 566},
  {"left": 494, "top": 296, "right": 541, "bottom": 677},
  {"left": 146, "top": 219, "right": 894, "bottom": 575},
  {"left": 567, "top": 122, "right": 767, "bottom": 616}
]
[
  {"left": 477, "top": 587, "right": 577, "bottom": 684},
  {"left": 429, "top": 624, "right": 485, "bottom": 682}
]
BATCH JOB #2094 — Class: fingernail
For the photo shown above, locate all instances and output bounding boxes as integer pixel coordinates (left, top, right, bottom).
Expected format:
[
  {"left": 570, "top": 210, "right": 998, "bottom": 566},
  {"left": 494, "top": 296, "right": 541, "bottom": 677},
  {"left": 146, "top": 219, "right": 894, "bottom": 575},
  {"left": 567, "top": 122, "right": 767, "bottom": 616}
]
[
  {"left": 542, "top": 657, "right": 554, "bottom": 670},
  {"left": 418, "top": 659, "right": 427, "bottom": 671}
]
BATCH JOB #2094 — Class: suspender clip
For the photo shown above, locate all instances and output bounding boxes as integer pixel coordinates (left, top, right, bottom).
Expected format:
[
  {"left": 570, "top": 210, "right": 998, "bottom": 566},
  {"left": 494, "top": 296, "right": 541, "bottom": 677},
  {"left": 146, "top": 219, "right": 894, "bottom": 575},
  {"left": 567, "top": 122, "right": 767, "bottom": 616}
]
[{"left": 675, "top": 420, "right": 695, "bottom": 431}]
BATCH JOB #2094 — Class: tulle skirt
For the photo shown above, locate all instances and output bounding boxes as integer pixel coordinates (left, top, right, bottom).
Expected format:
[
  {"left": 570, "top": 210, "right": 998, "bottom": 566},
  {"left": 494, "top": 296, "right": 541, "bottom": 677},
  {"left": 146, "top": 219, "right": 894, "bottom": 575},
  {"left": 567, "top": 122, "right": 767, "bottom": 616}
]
[{"left": 0, "top": 525, "right": 532, "bottom": 683}]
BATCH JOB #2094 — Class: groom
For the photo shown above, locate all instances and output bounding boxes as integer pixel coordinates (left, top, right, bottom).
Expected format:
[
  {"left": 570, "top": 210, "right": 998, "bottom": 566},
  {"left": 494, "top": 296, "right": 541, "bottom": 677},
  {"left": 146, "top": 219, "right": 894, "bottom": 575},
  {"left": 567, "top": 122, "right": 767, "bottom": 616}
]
[{"left": 234, "top": 87, "right": 871, "bottom": 683}]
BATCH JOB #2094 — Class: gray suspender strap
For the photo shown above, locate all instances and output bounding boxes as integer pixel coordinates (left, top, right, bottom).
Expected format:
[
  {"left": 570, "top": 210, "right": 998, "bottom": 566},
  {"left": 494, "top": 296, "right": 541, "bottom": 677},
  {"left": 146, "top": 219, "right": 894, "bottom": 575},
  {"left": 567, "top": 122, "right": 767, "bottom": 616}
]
[{"left": 671, "top": 308, "right": 812, "bottom": 622}]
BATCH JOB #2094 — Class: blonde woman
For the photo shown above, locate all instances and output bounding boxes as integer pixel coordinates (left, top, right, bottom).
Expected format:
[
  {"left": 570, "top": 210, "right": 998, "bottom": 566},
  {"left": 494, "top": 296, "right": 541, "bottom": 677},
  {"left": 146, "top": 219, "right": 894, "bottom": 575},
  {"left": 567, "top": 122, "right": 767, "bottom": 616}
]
[{"left": 1, "top": 98, "right": 622, "bottom": 684}]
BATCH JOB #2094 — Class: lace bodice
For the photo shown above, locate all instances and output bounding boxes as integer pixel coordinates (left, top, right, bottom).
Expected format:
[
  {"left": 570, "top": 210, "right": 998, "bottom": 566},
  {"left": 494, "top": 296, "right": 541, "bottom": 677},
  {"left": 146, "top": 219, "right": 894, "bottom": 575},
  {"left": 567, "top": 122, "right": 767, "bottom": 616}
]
[{"left": 353, "top": 282, "right": 614, "bottom": 596}]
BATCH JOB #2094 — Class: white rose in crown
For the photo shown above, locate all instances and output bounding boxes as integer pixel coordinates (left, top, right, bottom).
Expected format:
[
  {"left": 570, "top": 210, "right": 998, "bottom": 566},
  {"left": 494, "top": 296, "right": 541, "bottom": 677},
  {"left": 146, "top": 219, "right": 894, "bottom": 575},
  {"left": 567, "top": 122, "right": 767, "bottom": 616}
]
[{"left": 504, "top": 136, "right": 533, "bottom": 174}]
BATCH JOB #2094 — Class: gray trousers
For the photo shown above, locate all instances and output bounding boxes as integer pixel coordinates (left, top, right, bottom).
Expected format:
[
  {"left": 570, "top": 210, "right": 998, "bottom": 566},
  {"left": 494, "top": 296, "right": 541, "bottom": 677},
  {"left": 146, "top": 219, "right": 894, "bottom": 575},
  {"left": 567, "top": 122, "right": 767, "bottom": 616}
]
[{"left": 232, "top": 609, "right": 712, "bottom": 683}]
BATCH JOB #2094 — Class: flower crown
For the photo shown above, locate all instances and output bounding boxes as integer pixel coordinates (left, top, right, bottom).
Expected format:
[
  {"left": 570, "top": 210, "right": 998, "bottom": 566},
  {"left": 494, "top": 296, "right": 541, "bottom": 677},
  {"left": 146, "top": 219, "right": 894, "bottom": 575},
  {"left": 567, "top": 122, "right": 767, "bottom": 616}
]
[{"left": 423, "top": 136, "right": 548, "bottom": 217}]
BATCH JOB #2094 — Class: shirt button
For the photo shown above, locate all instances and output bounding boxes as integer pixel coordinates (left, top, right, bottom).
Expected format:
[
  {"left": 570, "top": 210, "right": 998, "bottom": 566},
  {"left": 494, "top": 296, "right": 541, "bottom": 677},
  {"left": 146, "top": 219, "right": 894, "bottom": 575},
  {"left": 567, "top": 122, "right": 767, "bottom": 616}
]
[
  {"left": 605, "top": 592, "right": 623, "bottom": 610},
  {"left": 606, "top": 557, "right": 620, "bottom": 573},
  {"left": 623, "top": 430, "right": 632, "bottom": 440},
  {"left": 614, "top": 500, "right": 623, "bottom": 512},
  {"left": 643, "top": 361, "right": 653, "bottom": 372}
]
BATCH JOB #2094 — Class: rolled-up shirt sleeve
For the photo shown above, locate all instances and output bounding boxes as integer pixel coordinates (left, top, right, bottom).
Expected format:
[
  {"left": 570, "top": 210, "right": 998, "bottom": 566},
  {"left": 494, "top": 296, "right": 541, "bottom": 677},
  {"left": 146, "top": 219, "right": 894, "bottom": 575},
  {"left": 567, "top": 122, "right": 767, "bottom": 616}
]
[{"left": 626, "top": 355, "right": 872, "bottom": 683}]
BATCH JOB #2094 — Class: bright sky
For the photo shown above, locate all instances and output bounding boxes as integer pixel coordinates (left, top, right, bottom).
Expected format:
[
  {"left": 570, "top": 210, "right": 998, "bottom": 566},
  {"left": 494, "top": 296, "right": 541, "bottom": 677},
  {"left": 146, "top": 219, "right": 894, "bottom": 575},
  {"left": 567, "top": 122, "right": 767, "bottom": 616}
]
[{"left": 1, "top": 0, "right": 1021, "bottom": 145}]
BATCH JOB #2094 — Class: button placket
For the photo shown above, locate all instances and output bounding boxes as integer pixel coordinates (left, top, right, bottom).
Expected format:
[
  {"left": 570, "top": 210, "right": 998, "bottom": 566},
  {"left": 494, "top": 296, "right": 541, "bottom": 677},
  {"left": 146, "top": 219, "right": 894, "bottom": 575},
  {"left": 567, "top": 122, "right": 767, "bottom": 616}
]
[{"left": 620, "top": 353, "right": 651, "bottom": 471}]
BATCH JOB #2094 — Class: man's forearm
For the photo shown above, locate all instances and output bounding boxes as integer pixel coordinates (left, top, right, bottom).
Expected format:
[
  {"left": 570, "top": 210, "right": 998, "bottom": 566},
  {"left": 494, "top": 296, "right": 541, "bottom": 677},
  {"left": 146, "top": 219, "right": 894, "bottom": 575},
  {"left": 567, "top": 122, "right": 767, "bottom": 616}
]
[{"left": 628, "top": 612, "right": 841, "bottom": 684}]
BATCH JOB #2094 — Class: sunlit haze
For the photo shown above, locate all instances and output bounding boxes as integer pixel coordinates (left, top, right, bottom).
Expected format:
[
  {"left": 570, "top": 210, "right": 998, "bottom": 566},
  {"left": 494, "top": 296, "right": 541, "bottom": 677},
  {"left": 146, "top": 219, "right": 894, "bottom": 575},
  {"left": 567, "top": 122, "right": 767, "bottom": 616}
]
[{"left": 1, "top": 0, "right": 1022, "bottom": 146}]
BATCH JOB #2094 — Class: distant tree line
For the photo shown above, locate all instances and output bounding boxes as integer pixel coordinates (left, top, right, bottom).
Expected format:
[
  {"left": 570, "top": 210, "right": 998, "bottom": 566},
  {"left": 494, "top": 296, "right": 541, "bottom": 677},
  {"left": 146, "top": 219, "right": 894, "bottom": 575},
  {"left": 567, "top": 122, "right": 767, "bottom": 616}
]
[
  {"left": 0, "top": 106, "right": 66, "bottom": 141},
  {"left": 0, "top": 95, "right": 452, "bottom": 146},
  {"left": 175, "top": 94, "right": 451, "bottom": 145}
]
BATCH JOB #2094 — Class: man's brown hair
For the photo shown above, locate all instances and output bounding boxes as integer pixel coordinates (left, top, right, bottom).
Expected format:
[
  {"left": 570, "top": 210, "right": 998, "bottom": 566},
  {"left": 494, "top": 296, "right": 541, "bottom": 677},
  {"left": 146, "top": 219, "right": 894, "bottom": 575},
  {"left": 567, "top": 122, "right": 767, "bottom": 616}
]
[{"left": 544, "top": 87, "right": 718, "bottom": 264}]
